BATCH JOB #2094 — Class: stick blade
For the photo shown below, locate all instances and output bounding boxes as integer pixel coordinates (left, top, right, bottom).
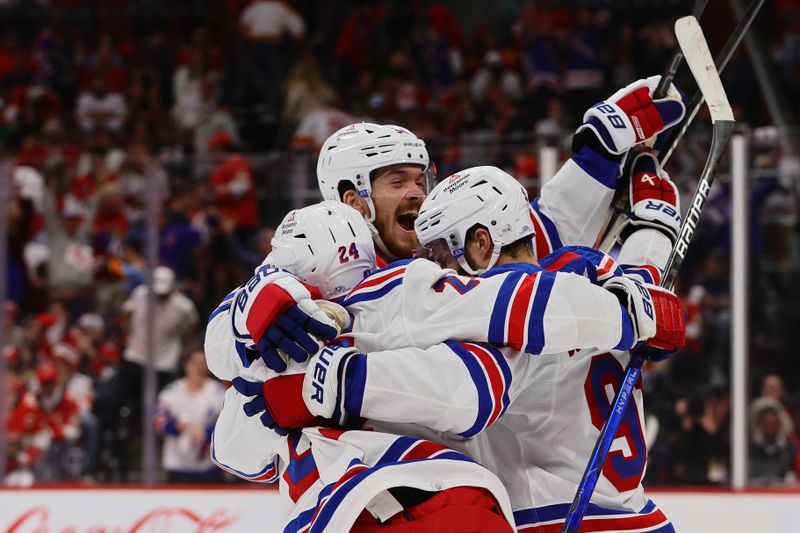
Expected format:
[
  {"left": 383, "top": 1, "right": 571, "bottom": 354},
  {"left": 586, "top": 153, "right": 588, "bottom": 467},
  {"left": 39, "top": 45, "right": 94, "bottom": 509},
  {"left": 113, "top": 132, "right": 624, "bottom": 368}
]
[{"left": 675, "top": 16, "right": 735, "bottom": 123}]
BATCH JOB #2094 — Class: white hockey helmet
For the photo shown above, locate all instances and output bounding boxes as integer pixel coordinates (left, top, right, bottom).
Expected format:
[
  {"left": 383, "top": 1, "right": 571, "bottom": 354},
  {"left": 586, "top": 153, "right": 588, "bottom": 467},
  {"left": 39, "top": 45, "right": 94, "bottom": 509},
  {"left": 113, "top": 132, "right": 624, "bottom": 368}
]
[
  {"left": 316, "top": 122, "right": 431, "bottom": 223},
  {"left": 414, "top": 166, "right": 534, "bottom": 275},
  {"left": 270, "top": 201, "right": 376, "bottom": 299}
]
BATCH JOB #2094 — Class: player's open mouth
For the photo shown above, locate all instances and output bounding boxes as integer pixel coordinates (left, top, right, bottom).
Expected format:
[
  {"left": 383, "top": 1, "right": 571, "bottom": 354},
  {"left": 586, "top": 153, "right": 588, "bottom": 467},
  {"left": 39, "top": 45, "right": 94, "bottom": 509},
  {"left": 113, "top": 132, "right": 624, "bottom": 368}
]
[{"left": 396, "top": 211, "right": 418, "bottom": 232}]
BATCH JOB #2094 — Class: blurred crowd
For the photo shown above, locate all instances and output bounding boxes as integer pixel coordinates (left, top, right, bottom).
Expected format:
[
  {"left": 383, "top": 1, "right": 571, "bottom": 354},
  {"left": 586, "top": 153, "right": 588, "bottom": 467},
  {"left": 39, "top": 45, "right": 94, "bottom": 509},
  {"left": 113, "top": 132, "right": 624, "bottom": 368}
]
[{"left": 2, "top": 0, "right": 800, "bottom": 485}]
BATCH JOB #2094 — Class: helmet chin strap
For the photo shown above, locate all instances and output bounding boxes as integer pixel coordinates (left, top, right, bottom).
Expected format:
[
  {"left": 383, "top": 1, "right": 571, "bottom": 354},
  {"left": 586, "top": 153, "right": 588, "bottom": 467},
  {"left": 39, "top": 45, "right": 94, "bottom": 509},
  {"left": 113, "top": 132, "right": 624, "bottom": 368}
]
[
  {"left": 368, "top": 219, "right": 400, "bottom": 263},
  {"left": 364, "top": 196, "right": 400, "bottom": 263},
  {"left": 455, "top": 241, "right": 502, "bottom": 276}
]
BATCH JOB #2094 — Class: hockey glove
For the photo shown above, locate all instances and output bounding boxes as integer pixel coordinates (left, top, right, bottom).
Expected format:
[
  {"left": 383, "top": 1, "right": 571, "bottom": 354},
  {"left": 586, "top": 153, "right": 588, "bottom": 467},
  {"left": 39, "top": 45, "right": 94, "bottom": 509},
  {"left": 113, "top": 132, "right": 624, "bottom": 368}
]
[
  {"left": 302, "top": 345, "right": 365, "bottom": 427},
  {"left": 232, "top": 373, "right": 310, "bottom": 436},
  {"left": 232, "top": 344, "right": 365, "bottom": 433},
  {"left": 231, "top": 266, "right": 339, "bottom": 373},
  {"left": 573, "top": 75, "right": 685, "bottom": 157},
  {"left": 618, "top": 152, "right": 681, "bottom": 244},
  {"left": 603, "top": 276, "right": 686, "bottom": 352}
]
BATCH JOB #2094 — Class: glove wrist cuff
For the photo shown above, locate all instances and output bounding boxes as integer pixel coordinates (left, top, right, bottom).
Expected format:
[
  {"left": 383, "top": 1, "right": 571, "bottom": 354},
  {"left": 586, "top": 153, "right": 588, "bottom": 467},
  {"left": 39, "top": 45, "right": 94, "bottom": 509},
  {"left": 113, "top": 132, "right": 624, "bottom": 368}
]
[{"left": 618, "top": 219, "right": 678, "bottom": 246}]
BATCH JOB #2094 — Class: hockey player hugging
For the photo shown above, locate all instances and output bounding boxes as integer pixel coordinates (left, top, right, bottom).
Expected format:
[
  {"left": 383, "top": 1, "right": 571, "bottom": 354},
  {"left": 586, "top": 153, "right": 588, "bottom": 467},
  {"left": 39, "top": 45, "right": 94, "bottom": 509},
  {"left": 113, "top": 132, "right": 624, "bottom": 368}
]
[{"left": 204, "top": 76, "right": 687, "bottom": 532}]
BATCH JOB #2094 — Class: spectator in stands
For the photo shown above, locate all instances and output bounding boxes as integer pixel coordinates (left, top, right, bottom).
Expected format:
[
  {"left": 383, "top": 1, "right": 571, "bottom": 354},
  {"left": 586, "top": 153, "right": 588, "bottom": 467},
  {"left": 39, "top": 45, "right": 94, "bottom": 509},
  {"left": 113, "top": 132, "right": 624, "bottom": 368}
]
[
  {"left": 749, "top": 405, "right": 798, "bottom": 486},
  {"left": 239, "top": 0, "right": 305, "bottom": 112},
  {"left": 750, "top": 374, "right": 795, "bottom": 438},
  {"left": 470, "top": 50, "right": 523, "bottom": 106},
  {"left": 332, "top": 4, "right": 385, "bottom": 82},
  {"left": 158, "top": 186, "right": 204, "bottom": 288},
  {"left": 106, "top": 266, "right": 198, "bottom": 477},
  {"left": 34, "top": 359, "right": 82, "bottom": 481},
  {"left": 117, "top": 142, "right": 170, "bottom": 228},
  {"left": 208, "top": 131, "right": 259, "bottom": 239},
  {"left": 75, "top": 73, "right": 127, "bottom": 133},
  {"left": 155, "top": 348, "right": 225, "bottom": 483},
  {"left": 52, "top": 342, "right": 98, "bottom": 477},
  {"left": 43, "top": 191, "right": 96, "bottom": 309},
  {"left": 69, "top": 313, "right": 106, "bottom": 370},
  {"left": 119, "top": 266, "right": 198, "bottom": 392},
  {"left": 220, "top": 216, "right": 274, "bottom": 271},
  {"left": 281, "top": 53, "right": 337, "bottom": 131},
  {"left": 171, "top": 50, "right": 209, "bottom": 134},
  {"left": 5, "top": 365, "right": 45, "bottom": 487},
  {"left": 193, "top": 80, "right": 241, "bottom": 174},
  {"left": 291, "top": 100, "right": 354, "bottom": 153},
  {"left": 93, "top": 183, "right": 129, "bottom": 253},
  {"left": 534, "top": 96, "right": 567, "bottom": 143}
]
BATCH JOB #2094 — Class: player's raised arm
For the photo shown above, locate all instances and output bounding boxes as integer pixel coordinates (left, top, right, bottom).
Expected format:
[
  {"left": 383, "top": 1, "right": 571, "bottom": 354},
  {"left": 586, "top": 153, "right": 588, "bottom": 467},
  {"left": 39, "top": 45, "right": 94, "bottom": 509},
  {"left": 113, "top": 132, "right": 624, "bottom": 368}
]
[
  {"left": 615, "top": 151, "right": 682, "bottom": 284},
  {"left": 401, "top": 166, "right": 685, "bottom": 355},
  {"left": 532, "top": 75, "right": 685, "bottom": 254}
]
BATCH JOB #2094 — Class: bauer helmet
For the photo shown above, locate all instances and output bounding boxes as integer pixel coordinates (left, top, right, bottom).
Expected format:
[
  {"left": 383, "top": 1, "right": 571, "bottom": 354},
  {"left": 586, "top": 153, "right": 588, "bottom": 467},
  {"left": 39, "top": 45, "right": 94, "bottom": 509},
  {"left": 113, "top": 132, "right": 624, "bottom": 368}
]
[
  {"left": 316, "top": 123, "right": 433, "bottom": 223},
  {"left": 270, "top": 201, "right": 376, "bottom": 299},
  {"left": 414, "top": 166, "right": 534, "bottom": 275}
]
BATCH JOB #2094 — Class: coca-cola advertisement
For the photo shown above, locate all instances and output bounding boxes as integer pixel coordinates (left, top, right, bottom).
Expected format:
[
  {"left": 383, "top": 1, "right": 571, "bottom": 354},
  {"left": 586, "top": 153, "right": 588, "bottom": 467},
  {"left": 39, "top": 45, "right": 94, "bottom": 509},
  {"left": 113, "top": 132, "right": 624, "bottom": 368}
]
[{"left": 1, "top": 488, "right": 282, "bottom": 533}]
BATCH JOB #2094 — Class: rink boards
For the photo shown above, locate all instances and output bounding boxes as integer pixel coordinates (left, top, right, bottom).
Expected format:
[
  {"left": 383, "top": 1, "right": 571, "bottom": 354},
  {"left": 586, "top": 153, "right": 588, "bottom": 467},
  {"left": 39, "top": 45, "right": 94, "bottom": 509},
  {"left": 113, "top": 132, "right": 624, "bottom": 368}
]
[{"left": 1, "top": 486, "right": 799, "bottom": 532}]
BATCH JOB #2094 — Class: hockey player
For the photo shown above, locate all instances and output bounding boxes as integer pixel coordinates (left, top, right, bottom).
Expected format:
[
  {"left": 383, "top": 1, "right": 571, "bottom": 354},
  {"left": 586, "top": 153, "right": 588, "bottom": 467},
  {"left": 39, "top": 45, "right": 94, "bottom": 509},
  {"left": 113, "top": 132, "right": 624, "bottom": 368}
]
[
  {"left": 209, "top": 201, "right": 518, "bottom": 532},
  {"left": 237, "top": 158, "right": 683, "bottom": 531},
  {"left": 254, "top": 76, "right": 686, "bottom": 371}
]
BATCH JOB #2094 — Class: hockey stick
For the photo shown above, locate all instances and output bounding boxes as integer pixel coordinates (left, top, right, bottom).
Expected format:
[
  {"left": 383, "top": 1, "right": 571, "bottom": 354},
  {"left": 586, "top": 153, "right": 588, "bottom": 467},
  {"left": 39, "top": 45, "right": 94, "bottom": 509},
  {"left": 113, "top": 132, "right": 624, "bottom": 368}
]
[
  {"left": 562, "top": 16, "right": 736, "bottom": 533},
  {"left": 596, "top": 0, "right": 764, "bottom": 252}
]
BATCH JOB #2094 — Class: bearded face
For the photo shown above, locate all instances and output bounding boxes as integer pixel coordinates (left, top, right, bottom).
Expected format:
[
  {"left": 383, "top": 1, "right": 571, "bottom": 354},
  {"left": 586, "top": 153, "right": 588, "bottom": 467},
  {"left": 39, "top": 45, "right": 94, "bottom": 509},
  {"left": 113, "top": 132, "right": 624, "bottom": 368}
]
[{"left": 369, "top": 164, "right": 426, "bottom": 260}]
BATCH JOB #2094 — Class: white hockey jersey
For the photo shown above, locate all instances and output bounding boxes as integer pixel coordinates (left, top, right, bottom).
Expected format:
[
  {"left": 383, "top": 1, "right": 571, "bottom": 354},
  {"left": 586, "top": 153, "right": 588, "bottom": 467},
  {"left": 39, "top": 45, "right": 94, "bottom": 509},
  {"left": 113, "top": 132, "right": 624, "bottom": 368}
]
[
  {"left": 529, "top": 147, "right": 620, "bottom": 258},
  {"left": 205, "top": 148, "right": 627, "bottom": 531},
  {"left": 207, "top": 255, "right": 635, "bottom": 531},
  {"left": 341, "top": 230, "right": 676, "bottom": 532},
  {"left": 212, "top": 386, "right": 514, "bottom": 532}
]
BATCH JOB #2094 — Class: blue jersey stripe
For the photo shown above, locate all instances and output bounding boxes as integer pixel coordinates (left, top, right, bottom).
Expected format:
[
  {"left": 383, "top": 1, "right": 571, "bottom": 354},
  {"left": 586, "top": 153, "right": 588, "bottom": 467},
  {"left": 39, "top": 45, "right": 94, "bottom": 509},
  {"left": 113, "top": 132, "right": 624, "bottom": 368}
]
[
  {"left": 376, "top": 436, "right": 418, "bottom": 464},
  {"left": 621, "top": 266, "right": 657, "bottom": 285},
  {"left": 488, "top": 272, "right": 524, "bottom": 345},
  {"left": 210, "top": 433, "right": 277, "bottom": 482},
  {"left": 283, "top": 507, "right": 317, "bottom": 533},
  {"left": 446, "top": 341, "right": 493, "bottom": 438},
  {"left": 572, "top": 145, "right": 620, "bottom": 189},
  {"left": 342, "top": 278, "right": 403, "bottom": 306},
  {"left": 531, "top": 196, "right": 564, "bottom": 250},
  {"left": 614, "top": 303, "right": 636, "bottom": 350},
  {"left": 482, "top": 344, "right": 513, "bottom": 414},
  {"left": 207, "top": 301, "right": 232, "bottom": 323},
  {"left": 234, "top": 340, "right": 252, "bottom": 368},
  {"left": 285, "top": 433, "right": 318, "bottom": 486},
  {"left": 524, "top": 272, "right": 555, "bottom": 354},
  {"left": 343, "top": 353, "right": 367, "bottom": 418}
]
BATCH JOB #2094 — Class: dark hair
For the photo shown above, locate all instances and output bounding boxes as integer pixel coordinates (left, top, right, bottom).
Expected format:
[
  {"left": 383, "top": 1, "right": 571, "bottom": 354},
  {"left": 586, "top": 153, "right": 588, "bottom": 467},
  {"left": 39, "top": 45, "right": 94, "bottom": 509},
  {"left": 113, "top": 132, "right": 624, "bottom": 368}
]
[
  {"left": 181, "top": 345, "right": 205, "bottom": 367},
  {"left": 337, "top": 180, "right": 357, "bottom": 200},
  {"left": 757, "top": 405, "right": 780, "bottom": 423}
]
